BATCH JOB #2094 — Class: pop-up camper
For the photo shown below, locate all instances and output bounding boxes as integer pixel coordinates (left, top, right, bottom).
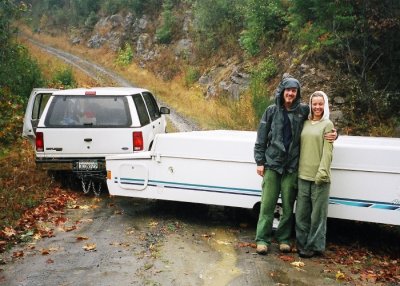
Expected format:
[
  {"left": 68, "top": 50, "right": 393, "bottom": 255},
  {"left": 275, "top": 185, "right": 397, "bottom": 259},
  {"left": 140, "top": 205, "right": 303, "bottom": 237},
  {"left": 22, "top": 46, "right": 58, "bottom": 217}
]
[{"left": 106, "top": 130, "right": 400, "bottom": 226}]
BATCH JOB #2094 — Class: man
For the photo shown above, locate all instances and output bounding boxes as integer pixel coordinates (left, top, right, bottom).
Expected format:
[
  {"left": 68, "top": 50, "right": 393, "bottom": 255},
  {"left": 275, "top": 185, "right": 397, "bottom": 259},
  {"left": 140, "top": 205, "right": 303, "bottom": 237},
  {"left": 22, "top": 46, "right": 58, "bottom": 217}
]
[{"left": 254, "top": 75, "right": 336, "bottom": 254}]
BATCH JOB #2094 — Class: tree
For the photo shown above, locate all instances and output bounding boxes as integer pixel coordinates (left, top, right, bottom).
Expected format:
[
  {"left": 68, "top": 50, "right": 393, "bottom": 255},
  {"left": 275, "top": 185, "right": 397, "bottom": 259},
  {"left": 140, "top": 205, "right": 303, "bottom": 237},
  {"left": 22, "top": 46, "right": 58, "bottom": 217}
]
[
  {"left": 239, "top": 0, "right": 287, "bottom": 56},
  {"left": 155, "top": 0, "right": 175, "bottom": 44},
  {"left": 193, "top": 0, "right": 242, "bottom": 54}
]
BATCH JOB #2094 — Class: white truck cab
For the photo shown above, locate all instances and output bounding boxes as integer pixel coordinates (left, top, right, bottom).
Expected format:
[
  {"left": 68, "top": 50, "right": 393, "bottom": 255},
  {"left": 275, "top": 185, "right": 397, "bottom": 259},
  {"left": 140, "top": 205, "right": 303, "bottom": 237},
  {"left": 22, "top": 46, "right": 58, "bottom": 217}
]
[{"left": 23, "top": 87, "right": 170, "bottom": 181}]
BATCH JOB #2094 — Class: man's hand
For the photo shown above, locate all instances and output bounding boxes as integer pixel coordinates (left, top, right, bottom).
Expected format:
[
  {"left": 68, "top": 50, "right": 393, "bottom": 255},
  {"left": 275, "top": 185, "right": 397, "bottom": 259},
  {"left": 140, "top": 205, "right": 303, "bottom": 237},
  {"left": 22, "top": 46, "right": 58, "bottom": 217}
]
[
  {"left": 324, "top": 128, "right": 338, "bottom": 143},
  {"left": 257, "top": 165, "right": 265, "bottom": 177}
]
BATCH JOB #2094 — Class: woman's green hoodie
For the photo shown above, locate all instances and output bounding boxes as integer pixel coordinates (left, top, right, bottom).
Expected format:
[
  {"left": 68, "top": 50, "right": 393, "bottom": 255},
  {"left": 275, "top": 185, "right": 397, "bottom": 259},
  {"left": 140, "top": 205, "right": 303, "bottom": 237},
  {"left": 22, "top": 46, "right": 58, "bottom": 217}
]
[{"left": 254, "top": 77, "right": 309, "bottom": 174}]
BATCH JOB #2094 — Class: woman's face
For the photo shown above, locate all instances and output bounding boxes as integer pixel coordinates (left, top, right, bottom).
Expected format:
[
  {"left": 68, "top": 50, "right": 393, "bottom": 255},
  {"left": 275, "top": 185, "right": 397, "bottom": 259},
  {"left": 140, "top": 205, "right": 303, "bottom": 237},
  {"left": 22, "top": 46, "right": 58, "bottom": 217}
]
[{"left": 311, "top": 96, "right": 324, "bottom": 120}]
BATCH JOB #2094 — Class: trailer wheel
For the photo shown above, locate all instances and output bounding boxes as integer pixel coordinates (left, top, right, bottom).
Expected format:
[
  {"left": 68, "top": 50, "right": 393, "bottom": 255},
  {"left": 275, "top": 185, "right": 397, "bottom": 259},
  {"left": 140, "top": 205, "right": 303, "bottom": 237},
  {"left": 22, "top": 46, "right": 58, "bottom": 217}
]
[
  {"left": 252, "top": 202, "right": 282, "bottom": 229},
  {"left": 252, "top": 202, "right": 261, "bottom": 219}
]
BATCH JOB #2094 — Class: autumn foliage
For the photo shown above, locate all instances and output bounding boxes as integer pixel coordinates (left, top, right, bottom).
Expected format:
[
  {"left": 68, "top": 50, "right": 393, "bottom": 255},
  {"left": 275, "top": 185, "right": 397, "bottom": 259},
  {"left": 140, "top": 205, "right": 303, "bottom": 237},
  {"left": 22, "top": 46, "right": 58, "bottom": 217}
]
[{"left": 0, "top": 140, "right": 78, "bottom": 252}]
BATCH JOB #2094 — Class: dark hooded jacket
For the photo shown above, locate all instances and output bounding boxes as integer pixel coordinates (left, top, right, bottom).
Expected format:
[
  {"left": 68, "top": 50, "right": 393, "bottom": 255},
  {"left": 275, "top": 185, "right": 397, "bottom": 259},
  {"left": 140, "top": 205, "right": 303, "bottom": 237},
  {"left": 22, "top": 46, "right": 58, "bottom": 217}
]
[{"left": 254, "top": 77, "right": 309, "bottom": 174}]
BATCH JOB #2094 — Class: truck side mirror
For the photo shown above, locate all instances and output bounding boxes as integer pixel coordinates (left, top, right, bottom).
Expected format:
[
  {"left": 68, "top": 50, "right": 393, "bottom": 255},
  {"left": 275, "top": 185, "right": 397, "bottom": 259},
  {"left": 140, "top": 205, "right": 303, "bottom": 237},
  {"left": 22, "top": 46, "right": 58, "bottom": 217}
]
[{"left": 160, "top": 107, "right": 170, "bottom": 114}]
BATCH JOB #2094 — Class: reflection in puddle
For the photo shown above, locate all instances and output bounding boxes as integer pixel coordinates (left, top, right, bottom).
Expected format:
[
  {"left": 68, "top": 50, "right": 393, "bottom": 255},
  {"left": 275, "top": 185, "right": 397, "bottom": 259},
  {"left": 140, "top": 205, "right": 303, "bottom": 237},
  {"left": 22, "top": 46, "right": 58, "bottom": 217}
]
[{"left": 201, "top": 229, "right": 242, "bottom": 285}]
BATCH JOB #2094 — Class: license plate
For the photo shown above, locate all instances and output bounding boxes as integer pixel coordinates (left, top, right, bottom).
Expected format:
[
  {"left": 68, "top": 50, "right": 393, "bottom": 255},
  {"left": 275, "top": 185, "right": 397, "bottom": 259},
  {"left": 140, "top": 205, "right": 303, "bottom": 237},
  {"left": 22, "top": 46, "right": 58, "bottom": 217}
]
[{"left": 78, "top": 161, "right": 98, "bottom": 170}]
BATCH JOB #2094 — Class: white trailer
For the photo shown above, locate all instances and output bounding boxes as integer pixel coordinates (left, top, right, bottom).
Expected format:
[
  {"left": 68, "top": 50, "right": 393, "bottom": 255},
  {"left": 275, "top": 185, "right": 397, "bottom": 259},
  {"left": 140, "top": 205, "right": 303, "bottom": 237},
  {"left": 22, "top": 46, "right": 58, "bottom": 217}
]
[{"left": 106, "top": 130, "right": 400, "bottom": 226}]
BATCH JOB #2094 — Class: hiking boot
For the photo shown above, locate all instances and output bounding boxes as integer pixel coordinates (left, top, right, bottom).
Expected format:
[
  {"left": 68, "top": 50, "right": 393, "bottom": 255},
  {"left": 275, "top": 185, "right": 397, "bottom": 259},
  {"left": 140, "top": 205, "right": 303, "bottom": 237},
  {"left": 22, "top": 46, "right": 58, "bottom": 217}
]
[
  {"left": 279, "top": 243, "right": 291, "bottom": 253},
  {"left": 256, "top": 244, "right": 268, "bottom": 255},
  {"left": 299, "top": 249, "right": 315, "bottom": 258}
]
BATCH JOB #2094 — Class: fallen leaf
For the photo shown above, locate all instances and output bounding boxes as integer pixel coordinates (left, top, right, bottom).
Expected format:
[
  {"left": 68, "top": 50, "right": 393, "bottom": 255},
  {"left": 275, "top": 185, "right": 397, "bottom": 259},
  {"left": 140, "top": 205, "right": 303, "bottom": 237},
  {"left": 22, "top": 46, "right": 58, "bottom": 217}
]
[
  {"left": 201, "top": 233, "right": 215, "bottom": 238},
  {"left": 46, "top": 258, "right": 54, "bottom": 264},
  {"left": 12, "top": 251, "right": 24, "bottom": 258},
  {"left": 54, "top": 216, "right": 67, "bottom": 225},
  {"left": 41, "top": 247, "right": 58, "bottom": 255},
  {"left": 336, "top": 270, "right": 346, "bottom": 280},
  {"left": 83, "top": 243, "right": 96, "bottom": 251},
  {"left": 237, "top": 242, "right": 251, "bottom": 248},
  {"left": 149, "top": 221, "right": 158, "bottom": 227},
  {"left": 280, "top": 255, "right": 295, "bottom": 262},
  {"left": 76, "top": 236, "right": 89, "bottom": 241},
  {"left": 33, "top": 233, "right": 42, "bottom": 240},
  {"left": 2, "top": 227, "right": 16, "bottom": 237},
  {"left": 78, "top": 219, "right": 93, "bottom": 223},
  {"left": 215, "top": 239, "right": 231, "bottom": 245},
  {"left": 63, "top": 225, "right": 77, "bottom": 232},
  {"left": 26, "top": 244, "right": 36, "bottom": 250},
  {"left": 291, "top": 261, "right": 305, "bottom": 267}
]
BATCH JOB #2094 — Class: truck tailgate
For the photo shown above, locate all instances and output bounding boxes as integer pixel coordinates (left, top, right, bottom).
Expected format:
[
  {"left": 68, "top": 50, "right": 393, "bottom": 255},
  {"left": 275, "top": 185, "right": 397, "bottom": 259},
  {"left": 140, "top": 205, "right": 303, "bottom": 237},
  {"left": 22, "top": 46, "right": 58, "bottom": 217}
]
[{"left": 39, "top": 128, "right": 134, "bottom": 157}]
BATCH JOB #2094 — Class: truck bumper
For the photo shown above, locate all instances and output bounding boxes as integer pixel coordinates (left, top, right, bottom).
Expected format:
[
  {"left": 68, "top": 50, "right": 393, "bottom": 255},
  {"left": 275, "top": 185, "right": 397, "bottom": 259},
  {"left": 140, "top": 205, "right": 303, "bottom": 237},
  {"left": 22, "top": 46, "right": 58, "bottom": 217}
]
[{"left": 35, "top": 157, "right": 106, "bottom": 174}]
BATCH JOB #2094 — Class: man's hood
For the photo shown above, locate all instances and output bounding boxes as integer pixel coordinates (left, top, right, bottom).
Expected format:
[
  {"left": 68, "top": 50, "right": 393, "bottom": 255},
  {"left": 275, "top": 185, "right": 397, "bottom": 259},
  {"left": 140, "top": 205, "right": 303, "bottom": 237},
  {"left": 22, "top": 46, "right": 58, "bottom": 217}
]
[{"left": 274, "top": 77, "right": 301, "bottom": 110}]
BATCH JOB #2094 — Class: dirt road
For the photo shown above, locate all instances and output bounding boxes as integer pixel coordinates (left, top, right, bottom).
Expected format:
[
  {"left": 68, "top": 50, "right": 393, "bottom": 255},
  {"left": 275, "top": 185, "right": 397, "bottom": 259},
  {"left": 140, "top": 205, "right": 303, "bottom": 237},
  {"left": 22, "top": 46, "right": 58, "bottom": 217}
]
[{"left": 1, "top": 191, "right": 357, "bottom": 286}]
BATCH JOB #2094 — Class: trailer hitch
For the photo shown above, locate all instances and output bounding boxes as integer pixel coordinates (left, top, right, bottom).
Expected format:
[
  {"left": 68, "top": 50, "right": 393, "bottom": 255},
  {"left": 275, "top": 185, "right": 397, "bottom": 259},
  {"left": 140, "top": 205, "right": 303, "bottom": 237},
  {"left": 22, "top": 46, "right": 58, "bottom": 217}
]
[{"left": 80, "top": 178, "right": 102, "bottom": 196}]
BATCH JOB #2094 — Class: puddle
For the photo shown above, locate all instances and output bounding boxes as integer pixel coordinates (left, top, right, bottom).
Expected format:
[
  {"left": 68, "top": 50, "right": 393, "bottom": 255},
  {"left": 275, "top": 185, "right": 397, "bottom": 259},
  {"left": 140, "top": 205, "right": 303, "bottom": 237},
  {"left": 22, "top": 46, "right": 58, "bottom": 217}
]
[
  {"left": 270, "top": 269, "right": 309, "bottom": 286},
  {"left": 201, "top": 229, "right": 242, "bottom": 285}
]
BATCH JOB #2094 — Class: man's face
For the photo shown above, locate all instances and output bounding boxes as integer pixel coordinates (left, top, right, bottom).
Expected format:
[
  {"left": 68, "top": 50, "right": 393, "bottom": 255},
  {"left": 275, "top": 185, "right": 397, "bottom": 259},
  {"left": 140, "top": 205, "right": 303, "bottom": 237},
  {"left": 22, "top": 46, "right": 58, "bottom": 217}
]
[{"left": 283, "top": 88, "right": 297, "bottom": 107}]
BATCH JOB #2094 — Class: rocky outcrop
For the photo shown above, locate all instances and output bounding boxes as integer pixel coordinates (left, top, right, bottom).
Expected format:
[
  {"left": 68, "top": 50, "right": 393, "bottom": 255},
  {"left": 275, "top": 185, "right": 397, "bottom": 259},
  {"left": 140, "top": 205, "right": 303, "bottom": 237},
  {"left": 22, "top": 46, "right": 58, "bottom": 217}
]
[{"left": 199, "top": 63, "right": 251, "bottom": 100}]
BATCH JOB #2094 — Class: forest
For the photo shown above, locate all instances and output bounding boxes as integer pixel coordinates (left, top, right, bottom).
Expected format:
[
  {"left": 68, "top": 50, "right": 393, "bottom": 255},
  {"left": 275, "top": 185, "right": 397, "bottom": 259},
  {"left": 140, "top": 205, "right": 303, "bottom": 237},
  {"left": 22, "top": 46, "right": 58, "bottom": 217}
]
[{"left": 1, "top": 0, "right": 400, "bottom": 149}]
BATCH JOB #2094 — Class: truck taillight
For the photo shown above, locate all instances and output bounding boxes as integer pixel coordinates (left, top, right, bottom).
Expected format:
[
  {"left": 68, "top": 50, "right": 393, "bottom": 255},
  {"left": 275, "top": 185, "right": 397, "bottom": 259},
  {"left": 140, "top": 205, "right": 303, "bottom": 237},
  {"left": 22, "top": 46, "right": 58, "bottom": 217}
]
[
  {"left": 133, "top": 131, "right": 143, "bottom": 151},
  {"left": 85, "top": 90, "right": 96, "bottom": 96},
  {"left": 36, "top": 132, "right": 44, "bottom": 152}
]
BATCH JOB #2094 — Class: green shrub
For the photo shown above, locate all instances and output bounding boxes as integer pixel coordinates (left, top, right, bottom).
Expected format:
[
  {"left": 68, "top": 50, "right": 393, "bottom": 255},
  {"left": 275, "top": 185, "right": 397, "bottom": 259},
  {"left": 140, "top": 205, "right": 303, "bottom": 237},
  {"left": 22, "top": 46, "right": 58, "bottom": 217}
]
[
  {"left": 0, "top": 44, "right": 44, "bottom": 100},
  {"left": 84, "top": 11, "right": 98, "bottom": 32},
  {"left": 250, "top": 57, "right": 277, "bottom": 121},
  {"left": 51, "top": 67, "right": 76, "bottom": 88},
  {"left": 116, "top": 43, "right": 134, "bottom": 66},
  {"left": 184, "top": 67, "right": 200, "bottom": 87},
  {"left": 0, "top": 88, "right": 24, "bottom": 147}
]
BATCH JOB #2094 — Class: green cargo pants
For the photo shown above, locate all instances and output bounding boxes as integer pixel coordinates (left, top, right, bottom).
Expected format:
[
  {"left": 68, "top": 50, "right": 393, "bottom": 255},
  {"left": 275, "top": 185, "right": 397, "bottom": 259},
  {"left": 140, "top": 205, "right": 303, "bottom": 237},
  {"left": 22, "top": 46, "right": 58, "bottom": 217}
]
[
  {"left": 255, "top": 169, "right": 297, "bottom": 246},
  {"left": 295, "top": 178, "right": 330, "bottom": 252}
]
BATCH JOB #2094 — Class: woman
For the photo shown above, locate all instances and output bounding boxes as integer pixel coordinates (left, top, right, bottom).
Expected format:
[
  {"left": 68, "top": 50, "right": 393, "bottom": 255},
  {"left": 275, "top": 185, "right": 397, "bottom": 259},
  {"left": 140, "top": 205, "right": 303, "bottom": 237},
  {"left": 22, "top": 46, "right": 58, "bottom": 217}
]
[{"left": 295, "top": 91, "right": 334, "bottom": 258}]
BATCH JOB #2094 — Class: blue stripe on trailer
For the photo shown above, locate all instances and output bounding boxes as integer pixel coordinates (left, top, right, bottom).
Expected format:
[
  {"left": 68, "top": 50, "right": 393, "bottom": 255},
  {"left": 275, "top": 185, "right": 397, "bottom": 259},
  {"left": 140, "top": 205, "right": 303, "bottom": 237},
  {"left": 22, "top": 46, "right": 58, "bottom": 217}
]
[
  {"left": 329, "top": 197, "right": 400, "bottom": 210},
  {"left": 118, "top": 177, "right": 261, "bottom": 196},
  {"left": 117, "top": 177, "right": 400, "bottom": 210}
]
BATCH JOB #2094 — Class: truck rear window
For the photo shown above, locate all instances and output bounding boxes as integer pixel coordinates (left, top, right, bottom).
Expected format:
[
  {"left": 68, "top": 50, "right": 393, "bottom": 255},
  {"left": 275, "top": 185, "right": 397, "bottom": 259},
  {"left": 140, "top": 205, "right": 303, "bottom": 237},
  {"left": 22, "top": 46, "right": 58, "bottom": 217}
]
[{"left": 45, "top": 96, "right": 131, "bottom": 127}]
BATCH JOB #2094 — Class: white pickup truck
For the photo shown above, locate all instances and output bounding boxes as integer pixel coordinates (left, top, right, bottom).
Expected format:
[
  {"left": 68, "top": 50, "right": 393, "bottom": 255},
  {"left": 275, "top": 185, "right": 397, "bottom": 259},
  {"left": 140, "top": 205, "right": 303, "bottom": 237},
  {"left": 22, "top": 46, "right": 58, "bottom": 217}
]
[{"left": 22, "top": 87, "right": 170, "bottom": 187}]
